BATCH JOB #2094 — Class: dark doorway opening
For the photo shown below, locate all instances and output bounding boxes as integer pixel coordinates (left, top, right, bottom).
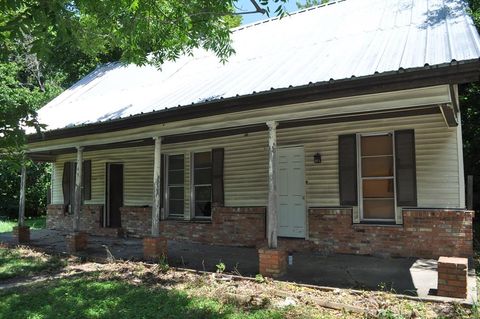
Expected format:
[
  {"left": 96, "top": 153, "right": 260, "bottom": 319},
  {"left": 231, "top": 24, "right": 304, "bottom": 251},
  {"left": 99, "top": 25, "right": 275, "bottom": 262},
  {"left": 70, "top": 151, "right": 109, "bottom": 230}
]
[{"left": 106, "top": 163, "right": 123, "bottom": 228}]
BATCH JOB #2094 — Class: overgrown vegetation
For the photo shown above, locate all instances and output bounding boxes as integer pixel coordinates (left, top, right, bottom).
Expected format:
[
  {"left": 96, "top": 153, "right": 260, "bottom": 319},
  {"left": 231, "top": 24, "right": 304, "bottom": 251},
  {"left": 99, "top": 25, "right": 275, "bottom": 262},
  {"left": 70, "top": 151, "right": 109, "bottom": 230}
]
[
  {"left": 0, "top": 246, "right": 64, "bottom": 280},
  {"left": 0, "top": 245, "right": 477, "bottom": 318}
]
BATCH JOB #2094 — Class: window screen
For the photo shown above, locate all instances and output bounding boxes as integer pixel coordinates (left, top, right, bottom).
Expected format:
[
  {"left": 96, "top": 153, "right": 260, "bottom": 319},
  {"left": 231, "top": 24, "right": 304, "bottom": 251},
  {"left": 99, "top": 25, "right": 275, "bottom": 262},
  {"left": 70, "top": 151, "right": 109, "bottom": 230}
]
[
  {"left": 167, "top": 154, "right": 184, "bottom": 217},
  {"left": 193, "top": 152, "right": 212, "bottom": 217},
  {"left": 360, "top": 134, "right": 395, "bottom": 220}
]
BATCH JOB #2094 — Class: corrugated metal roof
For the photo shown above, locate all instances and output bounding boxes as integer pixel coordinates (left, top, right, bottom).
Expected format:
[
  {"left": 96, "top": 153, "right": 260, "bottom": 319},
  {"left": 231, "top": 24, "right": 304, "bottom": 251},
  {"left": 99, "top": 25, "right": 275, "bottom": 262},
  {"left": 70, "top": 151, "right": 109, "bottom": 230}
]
[{"left": 36, "top": 0, "right": 480, "bottom": 132}]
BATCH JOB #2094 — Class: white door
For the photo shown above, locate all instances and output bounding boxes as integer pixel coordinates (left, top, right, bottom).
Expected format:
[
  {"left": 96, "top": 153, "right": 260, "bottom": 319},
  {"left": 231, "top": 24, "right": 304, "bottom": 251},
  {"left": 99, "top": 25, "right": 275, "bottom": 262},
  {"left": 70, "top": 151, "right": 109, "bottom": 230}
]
[{"left": 277, "top": 146, "right": 306, "bottom": 238}]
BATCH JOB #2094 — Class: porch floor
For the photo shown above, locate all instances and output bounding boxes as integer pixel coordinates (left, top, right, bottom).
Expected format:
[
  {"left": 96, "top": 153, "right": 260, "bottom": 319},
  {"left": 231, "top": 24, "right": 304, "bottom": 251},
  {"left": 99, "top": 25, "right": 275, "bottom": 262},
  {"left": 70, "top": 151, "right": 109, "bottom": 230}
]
[{"left": 0, "top": 229, "right": 476, "bottom": 303}]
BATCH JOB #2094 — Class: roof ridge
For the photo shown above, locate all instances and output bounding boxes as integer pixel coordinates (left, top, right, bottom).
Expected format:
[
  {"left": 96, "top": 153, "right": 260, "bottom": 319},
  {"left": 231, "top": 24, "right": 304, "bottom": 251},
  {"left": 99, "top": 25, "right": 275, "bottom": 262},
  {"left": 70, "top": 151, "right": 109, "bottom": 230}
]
[{"left": 231, "top": 0, "right": 348, "bottom": 32}]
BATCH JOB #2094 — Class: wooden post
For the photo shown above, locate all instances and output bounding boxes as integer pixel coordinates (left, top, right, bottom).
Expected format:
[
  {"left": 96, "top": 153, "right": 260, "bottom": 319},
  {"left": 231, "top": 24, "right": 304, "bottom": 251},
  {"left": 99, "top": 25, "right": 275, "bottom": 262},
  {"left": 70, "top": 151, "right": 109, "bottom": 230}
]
[
  {"left": 152, "top": 136, "right": 162, "bottom": 237},
  {"left": 467, "top": 175, "right": 473, "bottom": 210},
  {"left": 267, "top": 121, "right": 278, "bottom": 249},
  {"left": 73, "top": 146, "right": 83, "bottom": 232},
  {"left": 18, "top": 164, "right": 26, "bottom": 227}
]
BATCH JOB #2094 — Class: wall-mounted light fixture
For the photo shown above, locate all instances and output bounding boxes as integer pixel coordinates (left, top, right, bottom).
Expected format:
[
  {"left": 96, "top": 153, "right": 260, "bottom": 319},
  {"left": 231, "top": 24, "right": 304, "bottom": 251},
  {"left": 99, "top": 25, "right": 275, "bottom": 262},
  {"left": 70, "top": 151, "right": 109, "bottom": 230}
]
[{"left": 313, "top": 152, "right": 322, "bottom": 164}]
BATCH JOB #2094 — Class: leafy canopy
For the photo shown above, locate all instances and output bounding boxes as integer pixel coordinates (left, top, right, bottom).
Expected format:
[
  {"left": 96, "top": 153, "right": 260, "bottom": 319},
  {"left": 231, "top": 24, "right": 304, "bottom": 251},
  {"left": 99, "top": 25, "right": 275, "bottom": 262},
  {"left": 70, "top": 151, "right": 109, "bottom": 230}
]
[{"left": 0, "top": 1, "right": 274, "bottom": 67}]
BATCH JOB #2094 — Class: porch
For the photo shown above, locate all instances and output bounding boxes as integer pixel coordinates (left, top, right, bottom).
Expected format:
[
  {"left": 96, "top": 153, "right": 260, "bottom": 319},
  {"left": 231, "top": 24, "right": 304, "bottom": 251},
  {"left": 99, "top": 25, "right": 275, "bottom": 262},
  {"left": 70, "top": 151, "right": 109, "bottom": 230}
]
[{"left": 0, "top": 229, "right": 476, "bottom": 303}]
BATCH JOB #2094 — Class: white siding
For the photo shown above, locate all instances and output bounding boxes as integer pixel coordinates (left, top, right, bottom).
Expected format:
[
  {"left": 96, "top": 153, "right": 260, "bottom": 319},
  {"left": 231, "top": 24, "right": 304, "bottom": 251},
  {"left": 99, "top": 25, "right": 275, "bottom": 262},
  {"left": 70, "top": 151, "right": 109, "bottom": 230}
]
[{"left": 52, "top": 113, "right": 462, "bottom": 214}]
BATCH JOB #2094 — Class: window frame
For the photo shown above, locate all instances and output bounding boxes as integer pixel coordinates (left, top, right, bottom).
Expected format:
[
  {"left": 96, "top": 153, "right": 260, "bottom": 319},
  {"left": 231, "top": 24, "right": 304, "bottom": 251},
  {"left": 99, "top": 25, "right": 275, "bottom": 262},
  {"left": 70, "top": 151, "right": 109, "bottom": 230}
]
[
  {"left": 165, "top": 153, "right": 185, "bottom": 219},
  {"left": 190, "top": 150, "right": 213, "bottom": 220},
  {"left": 357, "top": 132, "right": 397, "bottom": 222}
]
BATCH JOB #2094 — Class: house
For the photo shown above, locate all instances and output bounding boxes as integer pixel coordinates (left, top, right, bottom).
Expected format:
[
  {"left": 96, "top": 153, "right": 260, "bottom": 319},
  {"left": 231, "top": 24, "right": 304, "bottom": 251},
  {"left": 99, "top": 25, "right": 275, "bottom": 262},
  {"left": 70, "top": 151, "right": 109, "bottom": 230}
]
[{"left": 24, "top": 0, "right": 478, "bottom": 275}]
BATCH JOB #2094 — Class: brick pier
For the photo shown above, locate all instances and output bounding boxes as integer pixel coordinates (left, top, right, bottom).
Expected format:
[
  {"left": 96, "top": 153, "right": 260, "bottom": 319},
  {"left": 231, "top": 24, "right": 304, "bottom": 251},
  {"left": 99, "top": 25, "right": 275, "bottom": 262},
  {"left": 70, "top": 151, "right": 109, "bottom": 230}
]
[
  {"left": 437, "top": 257, "right": 468, "bottom": 299},
  {"left": 258, "top": 248, "right": 287, "bottom": 278}
]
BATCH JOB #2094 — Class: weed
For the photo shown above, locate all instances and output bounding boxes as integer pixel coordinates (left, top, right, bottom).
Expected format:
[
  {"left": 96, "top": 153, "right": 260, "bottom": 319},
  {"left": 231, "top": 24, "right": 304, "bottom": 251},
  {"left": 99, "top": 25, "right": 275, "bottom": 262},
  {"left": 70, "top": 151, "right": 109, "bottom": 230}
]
[
  {"left": 216, "top": 261, "right": 226, "bottom": 273},
  {"left": 157, "top": 254, "right": 169, "bottom": 273},
  {"left": 377, "top": 309, "right": 405, "bottom": 319},
  {"left": 255, "top": 274, "right": 265, "bottom": 283}
]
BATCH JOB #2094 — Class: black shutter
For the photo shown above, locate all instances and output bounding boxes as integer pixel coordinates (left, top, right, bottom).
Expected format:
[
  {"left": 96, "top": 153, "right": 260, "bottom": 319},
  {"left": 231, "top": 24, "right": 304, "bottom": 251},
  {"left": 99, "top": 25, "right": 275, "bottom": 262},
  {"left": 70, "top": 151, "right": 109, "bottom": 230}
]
[
  {"left": 395, "top": 130, "right": 417, "bottom": 206},
  {"left": 212, "top": 148, "right": 224, "bottom": 206},
  {"left": 82, "top": 160, "right": 92, "bottom": 200},
  {"left": 160, "top": 154, "right": 165, "bottom": 210},
  {"left": 339, "top": 134, "right": 358, "bottom": 206},
  {"left": 62, "top": 162, "right": 71, "bottom": 205}
]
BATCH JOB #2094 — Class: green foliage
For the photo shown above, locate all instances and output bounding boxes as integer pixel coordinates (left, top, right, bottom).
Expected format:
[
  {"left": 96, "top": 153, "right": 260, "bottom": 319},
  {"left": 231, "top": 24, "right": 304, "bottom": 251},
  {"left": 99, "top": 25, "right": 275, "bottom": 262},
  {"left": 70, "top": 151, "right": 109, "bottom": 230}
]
[
  {"left": 0, "top": 276, "right": 286, "bottom": 319},
  {"left": 461, "top": 0, "right": 480, "bottom": 210},
  {"left": 0, "top": 62, "right": 45, "bottom": 157},
  {"left": 216, "top": 261, "right": 226, "bottom": 273},
  {"left": 1, "top": 1, "right": 243, "bottom": 67},
  {"left": 224, "top": 14, "right": 243, "bottom": 28},
  {"left": 0, "top": 216, "right": 46, "bottom": 233},
  {"left": 0, "top": 161, "right": 51, "bottom": 218},
  {"left": 157, "top": 254, "right": 170, "bottom": 273},
  {"left": 0, "top": 246, "right": 64, "bottom": 280},
  {"left": 255, "top": 274, "right": 265, "bottom": 283},
  {"left": 296, "top": 0, "right": 330, "bottom": 9}
]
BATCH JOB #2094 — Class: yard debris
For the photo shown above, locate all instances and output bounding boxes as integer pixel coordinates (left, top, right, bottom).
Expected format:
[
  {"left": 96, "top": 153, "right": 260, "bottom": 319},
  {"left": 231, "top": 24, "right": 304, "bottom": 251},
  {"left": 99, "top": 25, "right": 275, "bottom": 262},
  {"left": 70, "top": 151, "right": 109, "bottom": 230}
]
[
  {"left": 0, "top": 246, "right": 476, "bottom": 319},
  {"left": 275, "top": 296, "right": 297, "bottom": 308}
]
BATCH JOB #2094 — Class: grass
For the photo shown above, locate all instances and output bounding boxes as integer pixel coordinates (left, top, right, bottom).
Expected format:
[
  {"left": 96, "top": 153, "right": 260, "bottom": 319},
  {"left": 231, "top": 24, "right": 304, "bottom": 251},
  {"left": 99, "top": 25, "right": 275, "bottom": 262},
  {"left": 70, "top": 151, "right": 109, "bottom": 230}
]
[
  {"left": 0, "top": 275, "right": 289, "bottom": 319},
  {"left": 0, "top": 216, "right": 46, "bottom": 233},
  {"left": 0, "top": 246, "right": 65, "bottom": 280}
]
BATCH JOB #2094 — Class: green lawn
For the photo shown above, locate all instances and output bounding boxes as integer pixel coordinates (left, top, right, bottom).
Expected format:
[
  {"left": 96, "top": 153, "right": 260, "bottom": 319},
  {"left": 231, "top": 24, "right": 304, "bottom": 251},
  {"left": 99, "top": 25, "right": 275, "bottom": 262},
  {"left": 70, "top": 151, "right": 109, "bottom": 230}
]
[
  {"left": 0, "top": 246, "right": 64, "bottom": 280},
  {"left": 0, "top": 276, "right": 287, "bottom": 319},
  {"left": 0, "top": 216, "right": 46, "bottom": 233}
]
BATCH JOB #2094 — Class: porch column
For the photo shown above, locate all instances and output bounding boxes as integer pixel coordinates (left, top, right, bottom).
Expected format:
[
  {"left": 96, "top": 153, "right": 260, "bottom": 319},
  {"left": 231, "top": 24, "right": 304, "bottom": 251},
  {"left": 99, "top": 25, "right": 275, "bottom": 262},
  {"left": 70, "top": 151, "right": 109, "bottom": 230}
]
[
  {"left": 258, "top": 121, "right": 286, "bottom": 278},
  {"left": 152, "top": 136, "right": 162, "bottom": 237},
  {"left": 73, "top": 146, "right": 83, "bottom": 232},
  {"left": 13, "top": 164, "right": 30, "bottom": 243},
  {"left": 266, "top": 121, "right": 278, "bottom": 249},
  {"left": 144, "top": 136, "right": 167, "bottom": 260},
  {"left": 67, "top": 146, "right": 87, "bottom": 252}
]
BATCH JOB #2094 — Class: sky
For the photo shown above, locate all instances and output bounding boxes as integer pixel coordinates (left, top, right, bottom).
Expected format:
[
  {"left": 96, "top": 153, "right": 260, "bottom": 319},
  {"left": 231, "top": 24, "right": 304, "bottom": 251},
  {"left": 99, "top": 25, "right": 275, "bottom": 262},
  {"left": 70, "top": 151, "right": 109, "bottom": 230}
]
[{"left": 235, "top": 0, "right": 308, "bottom": 25}]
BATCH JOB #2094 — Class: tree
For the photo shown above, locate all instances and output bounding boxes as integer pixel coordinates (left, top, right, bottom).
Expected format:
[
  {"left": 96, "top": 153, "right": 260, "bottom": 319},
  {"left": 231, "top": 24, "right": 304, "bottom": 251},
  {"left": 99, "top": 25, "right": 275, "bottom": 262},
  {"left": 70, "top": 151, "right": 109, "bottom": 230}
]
[
  {"left": 296, "top": 0, "right": 329, "bottom": 9},
  {"left": 0, "top": 1, "right": 283, "bottom": 156},
  {"left": 0, "top": 0, "right": 272, "bottom": 217},
  {"left": 459, "top": 0, "right": 480, "bottom": 211}
]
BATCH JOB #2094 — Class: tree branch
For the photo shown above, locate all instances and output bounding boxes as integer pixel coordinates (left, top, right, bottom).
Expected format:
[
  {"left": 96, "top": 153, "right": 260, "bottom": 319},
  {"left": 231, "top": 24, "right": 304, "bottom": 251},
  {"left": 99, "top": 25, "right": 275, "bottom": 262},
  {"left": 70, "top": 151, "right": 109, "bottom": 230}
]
[{"left": 249, "top": 0, "right": 268, "bottom": 15}]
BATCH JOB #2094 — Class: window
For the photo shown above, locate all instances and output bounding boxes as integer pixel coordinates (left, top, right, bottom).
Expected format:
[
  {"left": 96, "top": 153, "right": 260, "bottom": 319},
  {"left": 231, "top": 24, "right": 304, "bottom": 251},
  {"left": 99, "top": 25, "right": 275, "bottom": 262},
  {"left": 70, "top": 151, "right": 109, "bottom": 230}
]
[
  {"left": 166, "top": 154, "right": 184, "bottom": 217},
  {"left": 359, "top": 133, "right": 395, "bottom": 221},
  {"left": 192, "top": 151, "right": 212, "bottom": 218}
]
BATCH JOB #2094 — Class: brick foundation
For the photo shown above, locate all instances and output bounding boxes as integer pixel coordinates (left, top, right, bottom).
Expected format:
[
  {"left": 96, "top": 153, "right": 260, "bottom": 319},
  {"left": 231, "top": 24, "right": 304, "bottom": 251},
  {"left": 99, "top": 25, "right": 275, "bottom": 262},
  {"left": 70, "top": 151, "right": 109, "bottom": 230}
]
[
  {"left": 308, "top": 208, "right": 473, "bottom": 258},
  {"left": 47, "top": 204, "right": 121, "bottom": 237},
  {"left": 66, "top": 232, "right": 88, "bottom": 252},
  {"left": 437, "top": 257, "right": 468, "bottom": 299},
  {"left": 121, "top": 206, "right": 266, "bottom": 247},
  {"left": 48, "top": 203, "right": 473, "bottom": 259},
  {"left": 143, "top": 236, "right": 168, "bottom": 260},
  {"left": 13, "top": 226, "right": 30, "bottom": 243},
  {"left": 258, "top": 248, "right": 287, "bottom": 278},
  {"left": 120, "top": 207, "right": 152, "bottom": 237}
]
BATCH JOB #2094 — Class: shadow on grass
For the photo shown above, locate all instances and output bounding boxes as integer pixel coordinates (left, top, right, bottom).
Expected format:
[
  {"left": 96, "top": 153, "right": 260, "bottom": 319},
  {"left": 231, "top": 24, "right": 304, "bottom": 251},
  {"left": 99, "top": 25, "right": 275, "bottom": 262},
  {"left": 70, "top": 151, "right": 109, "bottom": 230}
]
[
  {"left": 0, "top": 247, "right": 65, "bottom": 280},
  {"left": 0, "top": 276, "right": 285, "bottom": 319}
]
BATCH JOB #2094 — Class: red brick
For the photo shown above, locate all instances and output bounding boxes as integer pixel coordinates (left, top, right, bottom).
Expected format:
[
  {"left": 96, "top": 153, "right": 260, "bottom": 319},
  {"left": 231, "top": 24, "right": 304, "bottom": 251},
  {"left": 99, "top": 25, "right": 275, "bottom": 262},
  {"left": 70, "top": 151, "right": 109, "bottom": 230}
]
[
  {"left": 13, "top": 226, "right": 30, "bottom": 244},
  {"left": 66, "top": 232, "right": 88, "bottom": 252},
  {"left": 258, "top": 248, "right": 287, "bottom": 278},
  {"left": 143, "top": 236, "right": 168, "bottom": 260}
]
